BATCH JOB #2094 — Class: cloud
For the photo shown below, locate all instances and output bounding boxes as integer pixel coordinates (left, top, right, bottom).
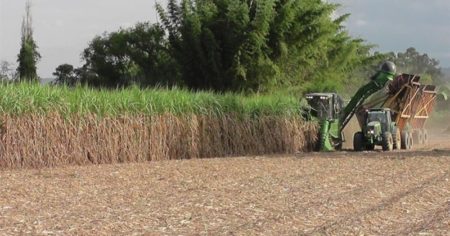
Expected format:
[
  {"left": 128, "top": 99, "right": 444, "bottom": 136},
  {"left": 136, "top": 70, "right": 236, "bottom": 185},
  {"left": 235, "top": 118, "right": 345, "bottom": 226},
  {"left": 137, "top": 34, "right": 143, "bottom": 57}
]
[
  {"left": 354, "top": 19, "right": 367, "bottom": 27},
  {"left": 331, "top": 0, "right": 450, "bottom": 67}
]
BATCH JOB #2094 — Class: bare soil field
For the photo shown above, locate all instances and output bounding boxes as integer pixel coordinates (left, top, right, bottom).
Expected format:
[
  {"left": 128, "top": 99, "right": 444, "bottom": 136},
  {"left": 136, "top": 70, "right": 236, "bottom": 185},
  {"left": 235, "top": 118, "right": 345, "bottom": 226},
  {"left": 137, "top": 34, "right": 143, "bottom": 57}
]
[{"left": 0, "top": 135, "right": 449, "bottom": 235}]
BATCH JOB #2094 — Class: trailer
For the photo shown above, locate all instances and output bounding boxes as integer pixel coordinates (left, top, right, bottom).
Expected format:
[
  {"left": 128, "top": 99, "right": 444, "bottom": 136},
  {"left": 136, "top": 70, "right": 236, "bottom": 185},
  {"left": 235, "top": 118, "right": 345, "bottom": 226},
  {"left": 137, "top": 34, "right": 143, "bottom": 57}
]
[
  {"left": 383, "top": 74, "right": 438, "bottom": 149},
  {"left": 351, "top": 74, "right": 438, "bottom": 150}
]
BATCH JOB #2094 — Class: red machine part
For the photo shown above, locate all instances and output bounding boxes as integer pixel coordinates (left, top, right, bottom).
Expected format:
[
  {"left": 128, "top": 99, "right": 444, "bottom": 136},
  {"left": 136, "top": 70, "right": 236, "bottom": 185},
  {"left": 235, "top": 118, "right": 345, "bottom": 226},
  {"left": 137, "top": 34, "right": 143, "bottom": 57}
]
[{"left": 385, "top": 74, "right": 437, "bottom": 132}]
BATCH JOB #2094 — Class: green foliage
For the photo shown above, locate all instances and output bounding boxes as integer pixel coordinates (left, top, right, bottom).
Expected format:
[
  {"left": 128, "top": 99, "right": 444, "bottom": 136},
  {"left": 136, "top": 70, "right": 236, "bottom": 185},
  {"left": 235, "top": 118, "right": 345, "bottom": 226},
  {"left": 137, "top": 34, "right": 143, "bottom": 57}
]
[
  {"left": 337, "top": 51, "right": 388, "bottom": 97},
  {"left": 17, "top": 1, "right": 40, "bottom": 82},
  {"left": 437, "top": 84, "right": 450, "bottom": 112},
  {"left": 442, "top": 67, "right": 450, "bottom": 81},
  {"left": 382, "top": 47, "right": 443, "bottom": 85},
  {"left": 156, "top": 0, "right": 372, "bottom": 93},
  {"left": 17, "top": 38, "right": 40, "bottom": 82},
  {"left": 0, "top": 83, "right": 304, "bottom": 117},
  {"left": 53, "top": 64, "right": 76, "bottom": 86},
  {"left": 81, "top": 23, "right": 179, "bottom": 88},
  {"left": 0, "top": 61, "right": 16, "bottom": 81},
  {"left": 389, "top": 47, "right": 441, "bottom": 77},
  {"left": 337, "top": 47, "right": 445, "bottom": 97},
  {"left": 274, "top": 5, "right": 373, "bottom": 93},
  {"left": 339, "top": 47, "right": 447, "bottom": 103}
]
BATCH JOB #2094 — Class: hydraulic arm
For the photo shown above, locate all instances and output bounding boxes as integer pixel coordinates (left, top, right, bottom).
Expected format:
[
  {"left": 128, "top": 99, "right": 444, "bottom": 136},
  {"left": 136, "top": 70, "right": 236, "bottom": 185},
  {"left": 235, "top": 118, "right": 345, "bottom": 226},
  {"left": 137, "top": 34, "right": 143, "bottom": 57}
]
[
  {"left": 339, "top": 71, "right": 395, "bottom": 133},
  {"left": 319, "top": 70, "right": 395, "bottom": 151}
]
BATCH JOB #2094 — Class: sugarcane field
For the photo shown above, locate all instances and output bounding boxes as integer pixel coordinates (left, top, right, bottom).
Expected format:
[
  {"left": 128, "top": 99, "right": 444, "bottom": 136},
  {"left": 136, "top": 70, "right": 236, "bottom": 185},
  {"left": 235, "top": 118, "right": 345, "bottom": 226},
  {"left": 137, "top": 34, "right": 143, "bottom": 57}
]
[
  {"left": 1, "top": 0, "right": 450, "bottom": 235},
  {"left": 0, "top": 130, "right": 449, "bottom": 235}
]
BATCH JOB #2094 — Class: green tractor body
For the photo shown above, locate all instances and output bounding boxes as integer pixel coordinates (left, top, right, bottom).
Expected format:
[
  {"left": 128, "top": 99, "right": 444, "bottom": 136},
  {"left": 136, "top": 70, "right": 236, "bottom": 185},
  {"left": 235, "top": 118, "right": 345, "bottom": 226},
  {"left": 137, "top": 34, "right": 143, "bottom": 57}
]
[{"left": 353, "top": 108, "right": 400, "bottom": 151}]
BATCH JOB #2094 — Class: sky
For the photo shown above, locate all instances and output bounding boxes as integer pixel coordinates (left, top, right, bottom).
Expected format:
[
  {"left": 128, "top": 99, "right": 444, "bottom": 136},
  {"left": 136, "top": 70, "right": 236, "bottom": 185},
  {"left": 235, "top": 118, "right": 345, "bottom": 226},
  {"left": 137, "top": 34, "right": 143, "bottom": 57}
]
[
  {"left": 1, "top": 0, "right": 450, "bottom": 78},
  {"left": 331, "top": 0, "right": 450, "bottom": 65}
]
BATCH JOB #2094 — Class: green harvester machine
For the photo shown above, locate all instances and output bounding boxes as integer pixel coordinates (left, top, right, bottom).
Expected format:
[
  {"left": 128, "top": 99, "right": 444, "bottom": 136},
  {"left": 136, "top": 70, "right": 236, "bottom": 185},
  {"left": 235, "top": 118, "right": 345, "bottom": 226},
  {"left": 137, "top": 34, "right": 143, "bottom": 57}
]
[{"left": 305, "top": 62, "right": 438, "bottom": 152}]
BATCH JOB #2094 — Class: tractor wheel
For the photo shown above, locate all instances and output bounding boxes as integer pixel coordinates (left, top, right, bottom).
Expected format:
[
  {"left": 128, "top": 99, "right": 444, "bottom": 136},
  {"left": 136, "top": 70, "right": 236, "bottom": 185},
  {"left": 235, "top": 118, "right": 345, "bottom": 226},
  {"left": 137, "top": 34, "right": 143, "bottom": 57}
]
[
  {"left": 401, "top": 131, "right": 409, "bottom": 150},
  {"left": 422, "top": 129, "right": 429, "bottom": 145},
  {"left": 418, "top": 129, "right": 424, "bottom": 145},
  {"left": 393, "top": 131, "right": 401, "bottom": 150},
  {"left": 382, "top": 132, "right": 394, "bottom": 151},
  {"left": 334, "top": 140, "right": 343, "bottom": 151},
  {"left": 353, "top": 132, "right": 365, "bottom": 151},
  {"left": 408, "top": 132, "right": 414, "bottom": 150}
]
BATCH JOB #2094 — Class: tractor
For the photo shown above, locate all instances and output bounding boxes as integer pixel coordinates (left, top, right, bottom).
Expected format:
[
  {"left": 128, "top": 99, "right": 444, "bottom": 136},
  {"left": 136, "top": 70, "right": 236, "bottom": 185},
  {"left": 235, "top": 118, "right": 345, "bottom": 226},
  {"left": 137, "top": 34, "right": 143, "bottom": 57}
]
[{"left": 353, "top": 108, "right": 401, "bottom": 151}]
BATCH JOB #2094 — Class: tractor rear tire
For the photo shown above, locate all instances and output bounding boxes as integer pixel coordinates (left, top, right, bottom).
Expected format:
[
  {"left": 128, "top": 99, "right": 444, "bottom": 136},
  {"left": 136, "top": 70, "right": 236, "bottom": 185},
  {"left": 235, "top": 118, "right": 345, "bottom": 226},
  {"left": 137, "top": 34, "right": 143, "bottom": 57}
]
[
  {"left": 401, "top": 131, "right": 409, "bottom": 150},
  {"left": 418, "top": 129, "right": 425, "bottom": 145},
  {"left": 408, "top": 132, "right": 414, "bottom": 150},
  {"left": 422, "top": 129, "right": 429, "bottom": 145},
  {"left": 393, "top": 131, "right": 401, "bottom": 150},
  {"left": 382, "top": 132, "right": 394, "bottom": 151},
  {"left": 353, "top": 132, "right": 365, "bottom": 152}
]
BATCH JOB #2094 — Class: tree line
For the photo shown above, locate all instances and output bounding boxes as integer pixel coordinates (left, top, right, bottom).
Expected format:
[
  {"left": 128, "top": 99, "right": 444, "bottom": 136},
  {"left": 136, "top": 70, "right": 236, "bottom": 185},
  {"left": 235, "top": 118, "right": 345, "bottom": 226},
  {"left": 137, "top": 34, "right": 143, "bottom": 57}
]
[
  {"left": 54, "top": 0, "right": 377, "bottom": 93},
  {"left": 5, "top": 0, "right": 449, "bottom": 96}
]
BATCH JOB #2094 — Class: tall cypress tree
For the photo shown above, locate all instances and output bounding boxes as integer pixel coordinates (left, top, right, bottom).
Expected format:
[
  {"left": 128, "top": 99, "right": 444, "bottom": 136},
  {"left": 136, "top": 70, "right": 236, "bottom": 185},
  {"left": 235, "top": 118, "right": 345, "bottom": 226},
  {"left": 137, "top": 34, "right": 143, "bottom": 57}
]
[{"left": 17, "top": 1, "right": 41, "bottom": 82}]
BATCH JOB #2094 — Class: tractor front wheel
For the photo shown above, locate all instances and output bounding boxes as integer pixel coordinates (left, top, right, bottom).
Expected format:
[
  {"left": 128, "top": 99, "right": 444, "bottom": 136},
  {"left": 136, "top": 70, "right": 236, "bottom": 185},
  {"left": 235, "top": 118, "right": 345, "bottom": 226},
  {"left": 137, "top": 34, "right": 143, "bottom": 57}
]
[
  {"left": 393, "top": 131, "right": 401, "bottom": 150},
  {"left": 353, "top": 132, "right": 365, "bottom": 151},
  {"left": 422, "top": 129, "right": 429, "bottom": 145},
  {"left": 408, "top": 132, "right": 414, "bottom": 150},
  {"left": 382, "top": 132, "right": 394, "bottom": 151},
  {"left": 401, "top": 131, "right": 410, "bottom": 150}
]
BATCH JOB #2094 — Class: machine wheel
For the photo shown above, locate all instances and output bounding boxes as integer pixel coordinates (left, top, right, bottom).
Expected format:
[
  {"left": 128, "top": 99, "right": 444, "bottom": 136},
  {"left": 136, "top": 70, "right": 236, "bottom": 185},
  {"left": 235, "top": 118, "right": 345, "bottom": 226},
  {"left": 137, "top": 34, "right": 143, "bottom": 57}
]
[
  {"left": 408, "top": 132, "right": 414, "bottom": 150},
  {"left": 382, "top": 132, "right": 394, "bottom": 151},
  {"left": 393, "top": 131, "right": 401, "bottom": 150},
  {"left": 353, "top": 132, "right": 365, "bottom": 151},
  {"left": 418, "top": 129, "right": 424, "bottom": 145},
  {"left": 422, "top": 129, "right": 429, "bottom": 145},
  {"left": 335, "top": 141, "right": 343, "bottom": 151},
  {"left": 401, "top": 131, "right": 409, "bottom": 150}
]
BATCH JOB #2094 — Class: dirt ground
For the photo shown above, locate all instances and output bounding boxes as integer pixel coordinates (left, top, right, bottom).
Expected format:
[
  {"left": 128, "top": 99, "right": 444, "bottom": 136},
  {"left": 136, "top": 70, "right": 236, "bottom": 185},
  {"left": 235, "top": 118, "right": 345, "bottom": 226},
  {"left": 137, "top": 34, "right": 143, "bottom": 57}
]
[{"left": 0, "top": 134, "right": 449, "bottom": 235}]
